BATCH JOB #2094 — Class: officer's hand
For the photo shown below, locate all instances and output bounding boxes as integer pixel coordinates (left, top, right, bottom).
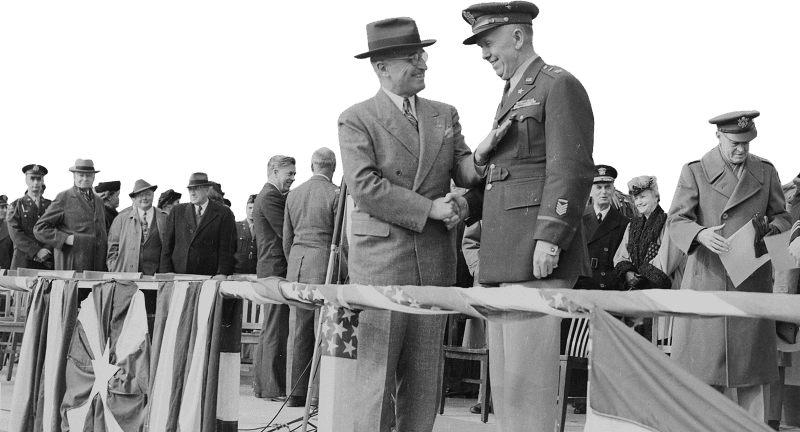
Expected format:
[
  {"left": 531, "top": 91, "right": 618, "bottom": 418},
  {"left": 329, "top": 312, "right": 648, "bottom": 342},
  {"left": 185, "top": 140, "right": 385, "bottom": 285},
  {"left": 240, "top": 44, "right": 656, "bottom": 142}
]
[
  {"left": 442, "top": 193, "right": 469, "bottom": 231},
  {"left": 533, "top": 240, "right": 559, "bottom": 279},
  {"left": 429, "top": 197, "right": 457, "bottom": 221},
  {"left": 35, "top": 248, "right": 51, "bottom": 262},
  {"left": 625, "top": 271, "right": 640, "bottom": 288},
  {"left": 474, "top": 119, "right": 513, "bottom": 165},
  {"left": 65, "top": 235, "right": 75, "bottom": 246},
  {"left": 696, "top": 224, "right": 729, "bottom": 254},
  {"left": 790, "top": 237, "right": 800, "bottom": 267}
]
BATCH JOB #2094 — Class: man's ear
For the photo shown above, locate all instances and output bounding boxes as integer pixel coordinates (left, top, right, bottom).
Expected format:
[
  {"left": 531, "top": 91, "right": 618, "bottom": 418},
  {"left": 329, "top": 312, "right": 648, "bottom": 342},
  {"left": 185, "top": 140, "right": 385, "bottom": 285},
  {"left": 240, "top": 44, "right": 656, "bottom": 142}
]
[{"left": 513, "top": 28, "right": 525, "bottom": 50}]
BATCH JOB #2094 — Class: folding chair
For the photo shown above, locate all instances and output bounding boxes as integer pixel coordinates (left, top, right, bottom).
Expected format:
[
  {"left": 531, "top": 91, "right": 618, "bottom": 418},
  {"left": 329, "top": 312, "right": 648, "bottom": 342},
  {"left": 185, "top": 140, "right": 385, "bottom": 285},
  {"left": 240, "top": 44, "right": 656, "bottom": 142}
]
[
  {"left": 557, "top": 317, "right": 591, "bottom": 432},
  {"left": 240, "top": 300, "right": 264, "bottom": 375},
  {"left": 439, "top": 314, "right": 491, "bottom": 423}
]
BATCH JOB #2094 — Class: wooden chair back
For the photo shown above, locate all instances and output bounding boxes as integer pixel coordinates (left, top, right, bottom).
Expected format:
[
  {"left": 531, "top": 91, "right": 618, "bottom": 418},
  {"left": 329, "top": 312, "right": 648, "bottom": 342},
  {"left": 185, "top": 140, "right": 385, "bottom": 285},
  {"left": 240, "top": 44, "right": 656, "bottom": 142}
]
[
  {"left": 154, "top": 273, "right": 211, "bottom": 281},
  {"left": 242, "top": 300, "right": 264, "bottom": 332},
  {"left": 564, "top": 317, "right": 591, "bottom": 358},
  {"left": 15, "top": 268, "right": 77, "bottom": 278}
]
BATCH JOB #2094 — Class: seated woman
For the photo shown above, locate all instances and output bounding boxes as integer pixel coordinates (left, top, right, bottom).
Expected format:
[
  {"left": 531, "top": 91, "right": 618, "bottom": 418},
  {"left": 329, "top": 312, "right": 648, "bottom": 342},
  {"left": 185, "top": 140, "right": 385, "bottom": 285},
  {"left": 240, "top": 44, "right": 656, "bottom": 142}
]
[{"left": 613, "top": 176, "right": 685, "bottom": 339}]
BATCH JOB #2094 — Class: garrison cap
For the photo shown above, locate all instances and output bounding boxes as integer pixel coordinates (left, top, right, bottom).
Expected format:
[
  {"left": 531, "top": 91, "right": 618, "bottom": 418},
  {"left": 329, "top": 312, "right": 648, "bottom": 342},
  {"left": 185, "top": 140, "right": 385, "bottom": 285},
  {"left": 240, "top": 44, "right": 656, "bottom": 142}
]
[
  {"left": 709, "top": 110, "right": 759, "bottom": 142},
  {"left": 593, "top": 165, "right": 617, "bottom": 184},
  {"left": 462, "top": 1, "right": 539, "bottom": 45},
  {"left": 22, "top": 164, "right": 48, "bottom": 176},
  {"left": 0, "top": 195, "right": 7, "bottom": 206},
  {"left": 95, "top": 181, "right": 121, "bottom": 193}
]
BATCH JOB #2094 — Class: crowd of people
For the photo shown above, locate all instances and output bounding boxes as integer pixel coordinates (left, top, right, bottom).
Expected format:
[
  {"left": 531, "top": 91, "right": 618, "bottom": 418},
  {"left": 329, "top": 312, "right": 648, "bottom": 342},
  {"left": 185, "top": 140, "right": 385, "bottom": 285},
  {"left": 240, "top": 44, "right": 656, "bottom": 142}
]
[{"left": 2, "top": 1, "right": 800, "bottom": 432}]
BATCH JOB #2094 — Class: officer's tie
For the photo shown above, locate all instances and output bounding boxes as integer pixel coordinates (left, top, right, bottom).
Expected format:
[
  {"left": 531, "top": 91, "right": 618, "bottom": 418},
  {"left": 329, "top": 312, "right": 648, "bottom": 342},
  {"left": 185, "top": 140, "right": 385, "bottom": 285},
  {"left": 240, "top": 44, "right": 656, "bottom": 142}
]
[
  {"left": 500, "top": 80, "right": 511, "bottom": 108},
  {"left": 403, "top": 98, "right": 418, "bottom": 131},
  {"left": 597, "top": 212, "right": 603, "bottom": 223}
]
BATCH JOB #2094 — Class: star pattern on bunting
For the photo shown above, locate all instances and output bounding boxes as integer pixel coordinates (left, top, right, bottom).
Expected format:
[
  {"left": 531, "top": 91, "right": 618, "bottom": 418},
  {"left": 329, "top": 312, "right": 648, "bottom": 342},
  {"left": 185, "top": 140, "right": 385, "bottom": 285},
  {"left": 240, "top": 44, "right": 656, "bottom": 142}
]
[
  {"left": 320, "top": 303, "right": 359, "bottom": 359},
  {"left": 381, "top": 286, "right": 426, "bottom": 309},
  {"left": 291, "top": 282, "right": 326, "bottom": 306}
]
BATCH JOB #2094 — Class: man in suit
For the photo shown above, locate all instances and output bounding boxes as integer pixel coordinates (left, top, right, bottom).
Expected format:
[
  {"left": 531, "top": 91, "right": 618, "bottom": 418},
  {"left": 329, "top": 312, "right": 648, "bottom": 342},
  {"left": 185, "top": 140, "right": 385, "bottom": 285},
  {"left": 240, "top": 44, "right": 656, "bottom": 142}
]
[
  {"left": 282, "top": 147, "right": 339, "bottom": 407},
  {"left": 458, "top": 3, "right": 594, "bottom": 430},
  {"left": 252, "top": 155, "right": 295, "bottom": 400},
  {"left": 669, "top": 111, "right": 790, "bottom": 422},
  {"left": 575, "top": 165, "right": 630, "bottom": 290},
  {"left": 95, "top": 181, "right": 121, "bottom": 232},
  {"left": 0, "top": 195, "right": 12, "bottom": 269},
  {"left": 339, "top": 17, "right": 509, "bottom": 431},
  {"left": 234, "top": 194, "right": 258, "bottom": 275},
  {"left": 7, "top": 164, "right": 53, "bottom": 270},
  {"left": 107, "top": 179, "right": 167, "bottom": 275},
  {"left": 35, "top": 159, "right": 108, "bottom": 272},
  {"left": 159, "top": 172, "right": 236, "bottom": 278}
]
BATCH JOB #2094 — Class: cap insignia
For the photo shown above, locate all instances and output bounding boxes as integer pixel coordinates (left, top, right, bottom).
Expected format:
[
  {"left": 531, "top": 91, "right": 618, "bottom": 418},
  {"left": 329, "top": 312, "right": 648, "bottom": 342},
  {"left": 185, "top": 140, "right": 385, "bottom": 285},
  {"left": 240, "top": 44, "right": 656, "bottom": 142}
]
[
  {"left": 738, "top": 116, "right": 749, "bottom": 128},
  {"left": 505, "top": 4, "right": 512, "bottom": 9},
  {"left": 32, "top": 165, "right": 39, "bottom": 172},
  {"left": 463, "top": 11, "right": 476, "bottom": 25},
  {"left": 598, "top": 167, "right": 606, "bottom": 176}
]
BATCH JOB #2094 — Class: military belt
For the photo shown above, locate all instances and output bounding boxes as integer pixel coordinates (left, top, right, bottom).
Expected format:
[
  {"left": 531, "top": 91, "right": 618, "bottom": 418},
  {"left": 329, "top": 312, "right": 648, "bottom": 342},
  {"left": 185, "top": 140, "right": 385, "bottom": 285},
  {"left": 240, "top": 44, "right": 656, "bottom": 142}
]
[{"left": 486, "top": 163, "right": 546, "bottom": 184}]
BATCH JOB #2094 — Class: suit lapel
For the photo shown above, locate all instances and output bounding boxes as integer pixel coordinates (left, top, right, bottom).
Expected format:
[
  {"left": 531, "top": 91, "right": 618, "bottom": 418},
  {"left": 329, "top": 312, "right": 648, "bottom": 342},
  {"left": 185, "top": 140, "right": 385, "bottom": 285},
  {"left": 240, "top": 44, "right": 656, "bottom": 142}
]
[
  {"left": 590, "top": 207, "right": 621, "bottom": 244},
  {"left": 70, "top": 186, "right": 92, "bottom": 214},
  {"left": 183, "top": 204, "right": 197, "bottom": 233},
  {"left": 194, "top": 202, "right": 218, "bottom": 239},
  {"left": 724, "top": 155, "right": 765, "bottom": 213},
  {"left": 495, "top": 56, "right": 545, "bottom": 124},
  {"left": 375, "top": 90, "right": 420, "bottom": 160},
  {"left": 412, "top": 97, "right": 444, "bottom": 191}
]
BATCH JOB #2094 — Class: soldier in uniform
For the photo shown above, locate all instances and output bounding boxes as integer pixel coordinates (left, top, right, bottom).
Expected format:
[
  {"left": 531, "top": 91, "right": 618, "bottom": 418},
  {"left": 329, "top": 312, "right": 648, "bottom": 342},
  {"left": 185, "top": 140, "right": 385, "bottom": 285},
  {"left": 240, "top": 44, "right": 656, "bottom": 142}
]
[
  {"left": 669, "top": 110, "right": 790, "bottom": 421},
  {"left": 575, "top": 165, "right": 629, "bottom": 290},
  {"left": 0, "top": 196, "right": 12, "bottom": 269},
  {"left": 95, "top": 180, "right": 121, "bottom": 232},
  {"left": 6, "top": 164, "right": 54, "bottom": 270},
  {"left": 35, "top": 159, "right": 108, "bottom": 272},
  {"left": 233, "top": 194, "right": 258, "bottom": 275},
  {"left": 458, "top": 2, "right": 594, "bottom": 430}
]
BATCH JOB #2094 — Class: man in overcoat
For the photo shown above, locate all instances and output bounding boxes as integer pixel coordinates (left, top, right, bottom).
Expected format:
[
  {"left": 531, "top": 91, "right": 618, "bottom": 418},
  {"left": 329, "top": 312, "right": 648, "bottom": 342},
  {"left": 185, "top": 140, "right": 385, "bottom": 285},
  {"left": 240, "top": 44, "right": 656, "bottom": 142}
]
[
  {"left": 233, "top": 194, "right": 258, "bottom": 275},
  {"left": 35, "top": 159, "right": 108, "bottom": 272},
  {"left": 458, "top": 2, "right": 594, "bottom": 430},
  {"left": 339, "top": 17, "right": 507, "bottom": 431},
  {"left": 159, "top": 172, "right": 236, "bottom": 277},
  {"left": 252, "top": 155, "right": 295, "bottom": 400},
  {"left": 7, "top": 164, "right": 53, "bottom": 270},
  {"left": 668, "top": 110, "right": 791, "bottom": 420},
  {"left": 576, "top": 165, "right": 630, "bottom": 290},
  {"left": 282, "top": 147, "right": 339, "bottom": 407},
  {"left": 107, "top": 180, "right": 167, "bottom": 275}
]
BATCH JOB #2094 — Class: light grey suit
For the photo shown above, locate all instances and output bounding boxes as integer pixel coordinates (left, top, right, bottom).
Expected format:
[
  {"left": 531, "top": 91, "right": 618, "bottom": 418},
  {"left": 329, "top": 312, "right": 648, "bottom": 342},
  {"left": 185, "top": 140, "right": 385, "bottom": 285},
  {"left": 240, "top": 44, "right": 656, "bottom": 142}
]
[{"left": 338, "top": 89, "right": 481, "bottom": 432}]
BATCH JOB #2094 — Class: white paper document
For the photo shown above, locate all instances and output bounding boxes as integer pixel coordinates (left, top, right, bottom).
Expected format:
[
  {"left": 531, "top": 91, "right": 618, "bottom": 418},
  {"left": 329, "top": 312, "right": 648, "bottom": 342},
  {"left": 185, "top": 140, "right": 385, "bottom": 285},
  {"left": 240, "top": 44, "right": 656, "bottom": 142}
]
[
  {"left": 765, "top": 230, "right": 800, "bottom": 271},
  {"left": 718, "top": 222, "right": 770, "bottom": 287}
]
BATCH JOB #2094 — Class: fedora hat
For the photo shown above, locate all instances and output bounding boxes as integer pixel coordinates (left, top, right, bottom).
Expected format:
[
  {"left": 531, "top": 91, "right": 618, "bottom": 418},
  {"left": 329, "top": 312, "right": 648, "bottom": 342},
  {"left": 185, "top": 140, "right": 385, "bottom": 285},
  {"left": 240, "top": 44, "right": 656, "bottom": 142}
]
[
  {"left": 187, "top": 172, "right": 214, "bottom": 188},
  {"left": 354, "top": 17, "right": 436, "bottom": 59},
  {"left": 69, "top": 158, "right": 100, "bottom": 173},
  {"left": 129, "top": 179, "right": 158, "bottom": 198}
]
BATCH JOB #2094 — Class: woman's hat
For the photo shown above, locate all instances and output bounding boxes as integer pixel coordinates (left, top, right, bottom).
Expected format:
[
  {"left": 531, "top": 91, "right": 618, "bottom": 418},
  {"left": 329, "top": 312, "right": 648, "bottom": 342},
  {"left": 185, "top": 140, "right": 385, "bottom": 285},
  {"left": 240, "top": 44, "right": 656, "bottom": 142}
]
[
  {"left": 158, "top": 189, "right": 182, "bottom": 208},
  {"left": 354, "top": 17, "right": 436, "bottom": 59},
  {"left": 627, "top": 175, "right": 659, "bottom": 197}
]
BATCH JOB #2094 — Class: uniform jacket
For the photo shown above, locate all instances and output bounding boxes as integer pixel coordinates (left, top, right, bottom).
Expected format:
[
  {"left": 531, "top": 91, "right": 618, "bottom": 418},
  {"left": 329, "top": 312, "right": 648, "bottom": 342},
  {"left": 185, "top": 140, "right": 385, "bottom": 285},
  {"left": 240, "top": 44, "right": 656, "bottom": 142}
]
[
  {"left": 253, "top": 184, "right": 287, "bottom": 278},
  {"left": 464, "top": 56, "right": 594, "bottom": 285},
  {"left": 0, "top": 222, "right": 12, "bottom": 269},
  {"left": 338, "top": 89, "right": 482, "bottom": 286},
  {"left": 160, "top": 200, "right": 237, "bottom": 276},
  {"left": 668, "top": 147, "right": 791, "bottom": 386},
  {"left": 6, "top": 194, "right": 53, "bottom": 270},
  {"left": 576, "top": 205, "right": 629, "bottom": 290},
  {"left": 283, "top": 175, "right": 339, "bottom": 284},
  {"left": 34, "top": 186, "right": 108, "bottom": 272},
  {"left": 107, "top": 207, "right": 167, "bottom": 274},
  {"left": 234, "top": 220, "right": 258, "bottom": 275}
]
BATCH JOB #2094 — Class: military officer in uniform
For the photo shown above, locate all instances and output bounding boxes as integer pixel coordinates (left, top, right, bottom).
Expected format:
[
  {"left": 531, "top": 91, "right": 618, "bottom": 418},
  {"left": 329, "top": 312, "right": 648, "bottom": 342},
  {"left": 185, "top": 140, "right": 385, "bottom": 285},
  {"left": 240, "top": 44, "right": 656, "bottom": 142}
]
[
  {"left": 669, "top": 111, "right": 790, "bottom": 422},
  {"left": 234, "top": 194, "right": 258, "bottom": 275},
  {"left": 576, "top": 165, "right": 630, "bottom": 290},
  {"left": 6, "top": 164, "right": 54, "bottom": 270},
  {"left": 458, "top": 2, "right": 594, "bottom": 430}
]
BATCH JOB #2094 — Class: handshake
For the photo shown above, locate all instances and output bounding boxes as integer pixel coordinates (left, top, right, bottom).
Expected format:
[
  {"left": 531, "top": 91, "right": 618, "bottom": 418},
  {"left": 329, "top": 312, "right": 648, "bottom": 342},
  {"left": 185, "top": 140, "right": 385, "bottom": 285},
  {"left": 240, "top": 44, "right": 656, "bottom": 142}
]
[{"left": 429, "top": 193, "right": 469, "bottom": 230}]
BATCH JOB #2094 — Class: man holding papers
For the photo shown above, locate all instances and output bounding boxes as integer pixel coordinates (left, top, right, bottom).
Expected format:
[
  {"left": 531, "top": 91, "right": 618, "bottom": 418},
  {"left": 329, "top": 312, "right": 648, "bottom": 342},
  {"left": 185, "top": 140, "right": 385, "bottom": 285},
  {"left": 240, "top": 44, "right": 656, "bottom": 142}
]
[{"left": 668, "top": 110, "right": 791, "bottom": 423}]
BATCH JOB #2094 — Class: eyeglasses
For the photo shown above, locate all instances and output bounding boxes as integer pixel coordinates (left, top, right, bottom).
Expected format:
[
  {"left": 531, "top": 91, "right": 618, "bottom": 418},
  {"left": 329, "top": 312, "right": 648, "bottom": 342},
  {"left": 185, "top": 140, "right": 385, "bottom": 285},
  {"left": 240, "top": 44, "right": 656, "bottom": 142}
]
[{"left": 383, "top": 51, "right": 428, "bottom": 66}]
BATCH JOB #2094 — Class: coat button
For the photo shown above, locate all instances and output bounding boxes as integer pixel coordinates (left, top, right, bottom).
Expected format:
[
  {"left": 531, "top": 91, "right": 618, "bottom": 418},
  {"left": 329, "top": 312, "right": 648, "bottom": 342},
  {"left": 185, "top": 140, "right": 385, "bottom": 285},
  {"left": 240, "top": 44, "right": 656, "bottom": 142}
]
[
  {"left": 486, "top": 183, "right": 492, "bottom": 190},
  {"left": 396, "top": 170, "right": 402, "bottom": 176},
  {"left": 600, "top": 283, "right": 605, "bottom": 288},
  {"left": 601, "top": 272, "right": 606, "bottom": 276},
  {"left": 490, "top": 164, "right": 496, "bottom": 169},
  {"left": 722, "top": 213, "right": 728, "bottom": 220},
  {"left": 604, "top": 247, "right": 609, "bottom": 252}
]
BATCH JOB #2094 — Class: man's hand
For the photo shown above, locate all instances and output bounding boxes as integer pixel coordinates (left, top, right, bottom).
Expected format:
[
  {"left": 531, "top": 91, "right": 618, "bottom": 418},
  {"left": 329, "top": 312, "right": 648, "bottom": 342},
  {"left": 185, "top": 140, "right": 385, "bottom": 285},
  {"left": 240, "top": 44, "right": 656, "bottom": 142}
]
[
  {"left": 625, "top": 271, "right": 641, "bottom": 288},
  {"left": 65, "top": 235, "right": 75, "bottom": 246},
  {"left": 441, "top": 193, "right": 469, "bottom": 230},
  {"left": 474, "top": 119, "right": 513, "bottom": 165},
  {"left": 429, "top": 196, "right": 458, "bottom": 222},
  {"left": 533, "top": 240, "right": 559, "bottom": 279},
  {"left": 34, "top": 248, "right": 51, "bottom": 263},
  {"left": 790, "top": 237, "right": 800, "bottom": 267},
  {"left": 696, "top": 224, "right": 729, "bottom": 254},
  {"left": 212, "top": 274, "right": 228, "bottom": 281}
]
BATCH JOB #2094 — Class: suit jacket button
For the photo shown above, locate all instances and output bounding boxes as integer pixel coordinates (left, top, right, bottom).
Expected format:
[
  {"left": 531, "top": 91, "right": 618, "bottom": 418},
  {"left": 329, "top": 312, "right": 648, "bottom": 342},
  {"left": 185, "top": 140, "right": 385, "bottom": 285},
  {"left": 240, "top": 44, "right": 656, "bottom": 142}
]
[
  {"left": 600, "top": 283, "right": 605, "bottom": 288},
  {"left": 190, "top": 230, "right": 194, "bottom": 233},
  {"left": 601, "top": 272, "right": 606, "bottom": 276},
  {"left": 396, "top": 170, "right": 402, "bottom": 176},
  {"left": 604, "top": 247, "right": 609, "bottom": 252},
  {"left": 486, "top": 183, "right": 492, "bottom": 190},
  {"left": 722, "top": 213, "right": 728, "bottom": 220},
  {"left": 489, "top": 164, "right": 496, "bottom": 169}
]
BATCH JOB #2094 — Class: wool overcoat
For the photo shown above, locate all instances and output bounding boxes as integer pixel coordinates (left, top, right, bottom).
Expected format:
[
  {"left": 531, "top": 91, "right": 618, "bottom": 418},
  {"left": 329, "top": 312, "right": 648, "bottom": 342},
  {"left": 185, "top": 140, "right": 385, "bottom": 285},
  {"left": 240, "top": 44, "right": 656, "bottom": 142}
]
[
  {"left": 107, "top": 207, "right": 167, "bottom": 273},
  {"left": 159, "top": 200, "right": 236, "bottom": 276},
  {"left": 668, "top": 147, "right": 791, "bottom": 386},
  {"left": 576, "top": 205, "right": 629, "bottom": 290}
]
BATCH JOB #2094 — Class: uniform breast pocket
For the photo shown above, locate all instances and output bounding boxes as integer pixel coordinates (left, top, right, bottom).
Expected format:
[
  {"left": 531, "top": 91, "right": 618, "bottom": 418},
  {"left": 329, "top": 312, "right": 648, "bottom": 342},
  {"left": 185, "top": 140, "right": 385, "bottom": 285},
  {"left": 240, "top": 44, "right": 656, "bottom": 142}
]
[
  {"left": 504, "top": 179, "right": 545, "bottom": 210},
  {"left": 510, "top": 104, "right": 545, "bottom": 158},
  {"left": 350, "top": 212, "right": 390, "bottom": 237}
]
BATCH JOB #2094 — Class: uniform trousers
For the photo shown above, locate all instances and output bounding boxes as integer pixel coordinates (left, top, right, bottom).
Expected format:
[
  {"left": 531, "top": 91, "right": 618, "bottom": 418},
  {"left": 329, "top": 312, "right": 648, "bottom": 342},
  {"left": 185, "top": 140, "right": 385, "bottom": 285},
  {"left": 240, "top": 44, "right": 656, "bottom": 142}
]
[{"left": 353, "top": 310, "right": 445, "bottom": 432}]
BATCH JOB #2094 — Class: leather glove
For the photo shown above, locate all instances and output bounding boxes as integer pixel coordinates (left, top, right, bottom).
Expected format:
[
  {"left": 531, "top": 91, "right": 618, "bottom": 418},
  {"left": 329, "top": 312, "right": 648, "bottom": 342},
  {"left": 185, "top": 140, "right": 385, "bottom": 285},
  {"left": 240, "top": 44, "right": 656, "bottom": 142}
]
[{"left": 752, "top": 215, "right": 771, "bottom": 258}]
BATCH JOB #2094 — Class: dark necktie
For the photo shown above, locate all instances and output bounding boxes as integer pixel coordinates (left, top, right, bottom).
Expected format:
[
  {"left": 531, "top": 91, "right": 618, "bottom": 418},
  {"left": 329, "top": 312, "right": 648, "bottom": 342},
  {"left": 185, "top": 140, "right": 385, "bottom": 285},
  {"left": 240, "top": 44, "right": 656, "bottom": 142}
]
[
  {"left": 403, "top": 98, "right": 418, "bottom": 131},
  {"left": 196, "top": 205, "right": 203, "bottom": 224},
  {"left": 597, "top": 212, "right": 603, "bottom": 223},
  {"left": 82, "top": 189, "right": 95, "bottom": 210},
  {"left": 500, "top": 80, "right": 511, "bottom": 108},
  {"left": 141, "top": 212, "right": 149, "bottom": 244}
]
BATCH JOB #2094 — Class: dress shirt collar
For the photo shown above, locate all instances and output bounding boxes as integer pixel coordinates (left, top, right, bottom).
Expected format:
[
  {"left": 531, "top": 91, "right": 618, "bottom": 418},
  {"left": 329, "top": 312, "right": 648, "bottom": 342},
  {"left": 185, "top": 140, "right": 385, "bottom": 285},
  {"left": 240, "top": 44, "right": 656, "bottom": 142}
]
[
  {"left": 137, "top": 206, "right": 154, "bottom": 223},
  {"left": 382, "top": 87, "right": 417, "bottom": 118},
  {"left": 593, "top": 204, "right": 611, "bottom": 221},
  {"left": 507, "top": 54, "right": 540, "bottom": 95},
  {"left": 194, "top": 199, "right": 209, "bottom": 214},
  {"left": 312, "top": 173, "right": 331, "bottom": 182}
]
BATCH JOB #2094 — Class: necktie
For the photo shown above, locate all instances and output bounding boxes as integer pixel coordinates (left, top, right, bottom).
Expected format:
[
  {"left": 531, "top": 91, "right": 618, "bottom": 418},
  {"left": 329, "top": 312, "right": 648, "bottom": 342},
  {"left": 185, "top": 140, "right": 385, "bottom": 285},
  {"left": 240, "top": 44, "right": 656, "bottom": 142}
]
[
  {"left": 141, "top": 212, "right": 149, "bottom": 244},
  {"left": 500, "top": 80, "right": 511, "bottom": 108},
  {"left": 403, "top": 98, "right": 418, "bottom": 131},
  {"left": 82, "top": 189, "right": 95, "bottom": 210},
  {"left": 597, "top": 212, "right": 603, "bottom": 223},
  {"left": 196, "top": 205, "right": 203, "bottom": 223}
]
